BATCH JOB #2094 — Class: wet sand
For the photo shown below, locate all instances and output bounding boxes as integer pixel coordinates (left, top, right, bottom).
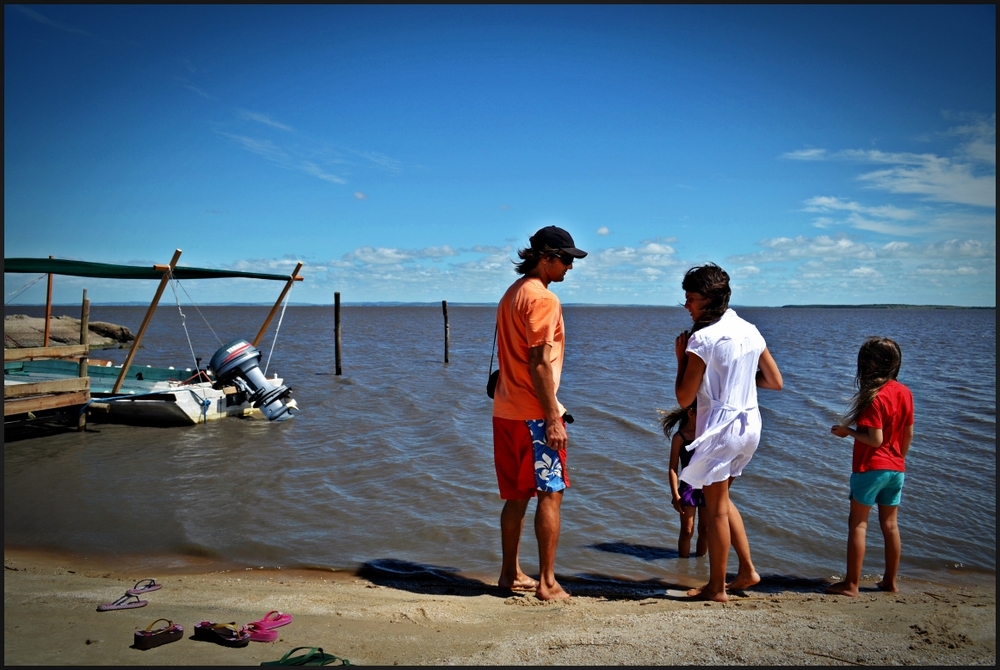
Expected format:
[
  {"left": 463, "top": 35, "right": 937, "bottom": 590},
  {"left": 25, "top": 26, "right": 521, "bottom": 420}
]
[{"left": 3, "top": 548, "right": 994, "bottom": 665}]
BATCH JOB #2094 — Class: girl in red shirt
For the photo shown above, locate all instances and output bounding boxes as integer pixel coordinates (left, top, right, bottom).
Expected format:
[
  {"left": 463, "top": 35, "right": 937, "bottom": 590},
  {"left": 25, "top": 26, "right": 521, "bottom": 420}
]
[{"left": 826, "top": 337, "right": 914, "bottom": 597}]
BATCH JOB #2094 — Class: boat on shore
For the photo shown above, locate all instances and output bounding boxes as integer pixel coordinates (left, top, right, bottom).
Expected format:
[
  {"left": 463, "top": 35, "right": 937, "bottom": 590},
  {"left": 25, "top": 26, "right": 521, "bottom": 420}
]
[{"left": 4, "top": 250, "right": 302, "bottom": 428}]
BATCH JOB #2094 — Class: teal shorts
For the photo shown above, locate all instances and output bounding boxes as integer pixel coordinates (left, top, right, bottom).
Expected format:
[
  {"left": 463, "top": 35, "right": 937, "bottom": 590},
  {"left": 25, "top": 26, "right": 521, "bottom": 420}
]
[{"left": 850, "top": 470, "right": 905, "bottom": 507}]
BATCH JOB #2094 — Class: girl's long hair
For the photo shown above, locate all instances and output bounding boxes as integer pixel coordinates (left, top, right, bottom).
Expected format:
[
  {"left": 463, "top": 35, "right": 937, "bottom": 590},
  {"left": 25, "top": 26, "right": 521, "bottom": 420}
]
[
  {"left": 660, "top": 403, "right": 695, "bottom": 438},
  {"left": 844, "top": 337, "right": 902, "bottom": 426}
]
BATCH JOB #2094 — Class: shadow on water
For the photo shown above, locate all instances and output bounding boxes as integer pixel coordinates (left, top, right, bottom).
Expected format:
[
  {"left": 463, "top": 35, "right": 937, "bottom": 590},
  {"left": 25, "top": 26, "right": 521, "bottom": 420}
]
[
  {"left": 3, "top": 413, "right": 82, "bottom": 443},
  {"left": 356, "top": 559, "right": 499, "bottom": 597},
  {"left": 589, "top": 541, "right": 680, "bottom": 561}
]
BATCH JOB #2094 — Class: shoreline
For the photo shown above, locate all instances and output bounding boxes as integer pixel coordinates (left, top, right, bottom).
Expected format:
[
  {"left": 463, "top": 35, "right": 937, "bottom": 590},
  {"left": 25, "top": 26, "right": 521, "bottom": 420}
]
[{"left": 5, "top": 547, "right": 995, "bottom": 665}]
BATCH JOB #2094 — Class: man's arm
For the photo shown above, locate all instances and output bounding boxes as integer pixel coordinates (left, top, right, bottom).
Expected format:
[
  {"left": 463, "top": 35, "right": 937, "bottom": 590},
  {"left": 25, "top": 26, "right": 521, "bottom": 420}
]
[{"left": 529, "top": 343, "right": 568, "bottom": 450}]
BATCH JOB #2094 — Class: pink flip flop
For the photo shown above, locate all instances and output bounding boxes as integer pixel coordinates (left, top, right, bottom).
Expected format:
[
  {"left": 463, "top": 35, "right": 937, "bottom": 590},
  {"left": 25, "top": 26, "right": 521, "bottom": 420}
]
[
  {"left": 97, "top": 594, "right": 148, "bottom": 612},
  {"left": 245, "top": 622, "right": 279, "bottom": 642},
  {"left": 127, "top": 578, "right": 162, "bottom": 596},
  {"left": 251, "top": 610, "right": 293, "bottom": 629}
]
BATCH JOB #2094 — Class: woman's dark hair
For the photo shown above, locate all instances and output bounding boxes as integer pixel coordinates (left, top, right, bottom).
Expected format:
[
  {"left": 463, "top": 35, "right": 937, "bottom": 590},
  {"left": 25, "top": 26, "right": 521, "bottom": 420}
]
[
  {"left": 843, "top": 337, "right": 902, "bottom": 426},
  {"left": 659, "top": 402, "right": 696, "bottom": 438},
  {"left": 681, "top": 263, "right": 730, "bottom": 329}
]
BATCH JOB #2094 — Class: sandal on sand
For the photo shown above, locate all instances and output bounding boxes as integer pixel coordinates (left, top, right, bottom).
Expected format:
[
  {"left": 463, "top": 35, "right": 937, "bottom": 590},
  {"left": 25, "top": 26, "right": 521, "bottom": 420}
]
[
  {"left": 193, "top": 621, "right": 251, "bottom": 648},
  {"left": 261, "top": 646, "right": 351, "bottom": 666},
  {"left": 133, "top": 619, "right": 183, "bottom": 650},
  {"left": 246, "top": 622, "right": 279, "bottom": 643},
  {"left": 127, "top": 578, "right": 162, "bottom": 596},
  {"left": 97, "top": 594, "right": 148, "bottom": 612},
  {"left": 252, "top": 610, "right": 294, "bottom": 629}
]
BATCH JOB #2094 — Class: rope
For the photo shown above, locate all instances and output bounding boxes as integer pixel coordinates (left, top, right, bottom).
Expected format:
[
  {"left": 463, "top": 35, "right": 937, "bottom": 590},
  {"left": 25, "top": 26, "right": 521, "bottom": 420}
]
[
  {"left": 263, "top": 286, "right": 292, "bottom": 376},
  {"left": 169, "top": 274, "right": 201, "bottom": 372},
  {"left": 4, "top": 274, "right": 47, "bottom": 305},
  {"left": 174, "top": 278, "right": 223, "bottom": 345}
]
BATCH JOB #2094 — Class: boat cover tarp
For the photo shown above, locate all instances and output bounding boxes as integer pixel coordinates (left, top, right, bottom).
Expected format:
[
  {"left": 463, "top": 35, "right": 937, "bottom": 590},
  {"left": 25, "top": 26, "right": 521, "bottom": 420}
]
[{"left": 4, "top": 258, "right": 297, "bottom": 281}]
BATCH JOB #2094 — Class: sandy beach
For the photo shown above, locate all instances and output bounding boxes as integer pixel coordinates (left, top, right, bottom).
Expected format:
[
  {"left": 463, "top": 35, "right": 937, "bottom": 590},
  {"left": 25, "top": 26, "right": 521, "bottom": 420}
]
[{"left": 3, "top": 548, "right": 994, "bottom": 666}]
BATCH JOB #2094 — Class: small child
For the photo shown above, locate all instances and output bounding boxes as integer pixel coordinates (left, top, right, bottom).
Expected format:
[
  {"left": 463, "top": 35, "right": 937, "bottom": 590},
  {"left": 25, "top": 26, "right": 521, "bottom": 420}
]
[
  {"left": 826, "top": 337, "right": 914, "bottom": 597},
  {"left": 661, "top": 403, "right": 708, "bottom": 558}
]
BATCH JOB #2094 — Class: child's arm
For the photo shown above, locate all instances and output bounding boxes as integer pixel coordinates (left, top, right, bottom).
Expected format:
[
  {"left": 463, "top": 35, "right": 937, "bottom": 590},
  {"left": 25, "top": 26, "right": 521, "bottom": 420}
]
[
  {"left": 830, "top": 424, "right": 883, "bottom": 448},
  {"left": 668, "top": 433, "right": 684, "bottom": 512},
  {"left": 900, "top": 424, "right": 914, "bottom": 459}
]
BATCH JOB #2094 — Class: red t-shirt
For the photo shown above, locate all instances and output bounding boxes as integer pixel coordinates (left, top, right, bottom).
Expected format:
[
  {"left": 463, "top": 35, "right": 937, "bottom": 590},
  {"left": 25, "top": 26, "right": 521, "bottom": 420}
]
[{"left": 852, "top": 379, "right": 914, "bottom": 473}]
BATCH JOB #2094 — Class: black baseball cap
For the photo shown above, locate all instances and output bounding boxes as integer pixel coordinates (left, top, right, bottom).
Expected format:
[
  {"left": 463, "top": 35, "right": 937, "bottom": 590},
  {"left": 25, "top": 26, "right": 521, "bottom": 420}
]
[{"left": 529, "top": 226, "right": 588, "bottom": 258}]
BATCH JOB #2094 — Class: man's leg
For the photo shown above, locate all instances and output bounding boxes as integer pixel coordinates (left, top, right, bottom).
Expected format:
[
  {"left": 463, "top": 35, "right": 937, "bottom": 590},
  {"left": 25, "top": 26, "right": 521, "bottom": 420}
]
[
  {"left": 876, "top": 504, "right": 900, "bottom": 592},
  {"left": 825, "top": 499, "right": 871, "bottom": 597},
  {"left": 535, "top": 490, "right": 569, "bottom": 600},
  {"left": 689, "top": 480, "right": 730, "bottom": 602},
  {"left": 499, "top": 498, "right": 537, "bottom": 590},
  {"left": 726, "top": 479, "right": 761, "bottom": 590}
]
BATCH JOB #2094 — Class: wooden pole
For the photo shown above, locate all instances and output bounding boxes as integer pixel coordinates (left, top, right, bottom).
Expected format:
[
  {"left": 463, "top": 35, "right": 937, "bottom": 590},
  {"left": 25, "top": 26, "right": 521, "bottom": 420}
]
[
  {"left": 112, "top": 249, "right": 182, "bottom": 394},
  {"left": 334, "top": 292, "right": 342, "bottom": 376},
  {"left": 78, "top": 289, "right": 89, "bottom": 431},
  {"left": 442, "top": 300, "right": 450, "bottom": 364},
  {"left": 44, "top": 255, "right": 54, "bottom": 348},
  {"left": 252, "top": 262, "right": 304, "bottom": 348}
]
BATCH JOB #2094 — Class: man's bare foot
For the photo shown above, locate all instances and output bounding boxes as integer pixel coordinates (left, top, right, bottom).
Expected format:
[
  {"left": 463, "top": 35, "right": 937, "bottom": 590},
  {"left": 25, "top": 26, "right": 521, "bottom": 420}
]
[
  {"left": 727, "top": 570, "right": 761, "bottom": 591},
  {"left": 498, "top": 573, "right": 538, "bottom": 591},
  {"left": 824, "top": 581, "right": 860, "bottom": 597},
  {"left": 536, "top": 581, "right": 571, "bottom": 601},
  {"left": 686, "top": 584, "right": 727, "bottom": 602},
  {"left": 876, "top": 580, "right": 898, "bottom": 593}
]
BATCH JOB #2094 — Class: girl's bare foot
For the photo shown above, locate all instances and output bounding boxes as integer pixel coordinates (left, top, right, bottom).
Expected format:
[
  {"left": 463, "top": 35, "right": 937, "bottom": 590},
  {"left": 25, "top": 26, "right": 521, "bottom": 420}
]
[
  {"left": 536, "top": 580, "right": 571, "bottom": 601},
  {"left": 876, "top": 580, "right": 898, "bottom": 593},
  {"left": 824, "top": 581, "right": 860, "bottom": 597},
  {"left": 498, "top": 573, "right": 539, "bottom": 591},
  {"left": 686, "top": 585, "right": 728, "bottom": 602},
  {"left": 727, "top": 570, "right": 761, "bottom": 591}
]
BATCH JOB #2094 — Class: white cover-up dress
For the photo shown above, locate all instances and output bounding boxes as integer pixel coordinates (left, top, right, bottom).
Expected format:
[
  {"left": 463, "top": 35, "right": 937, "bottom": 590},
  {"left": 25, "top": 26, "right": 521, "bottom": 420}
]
[{"left": 679, "top": 309, "right": 767, "bottom": 489}]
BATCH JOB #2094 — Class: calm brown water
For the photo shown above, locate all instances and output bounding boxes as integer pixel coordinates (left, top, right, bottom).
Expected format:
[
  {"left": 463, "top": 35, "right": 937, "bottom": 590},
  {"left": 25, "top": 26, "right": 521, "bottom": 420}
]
[{"left": 4, "top": 304, "right": 996, "bottom": 588}]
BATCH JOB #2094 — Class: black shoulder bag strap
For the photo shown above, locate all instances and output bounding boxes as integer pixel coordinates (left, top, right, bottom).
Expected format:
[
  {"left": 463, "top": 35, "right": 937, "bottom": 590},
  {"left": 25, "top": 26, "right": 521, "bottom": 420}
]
[{"left": 486, "top": 324, "right": 499, "bottom": 398}]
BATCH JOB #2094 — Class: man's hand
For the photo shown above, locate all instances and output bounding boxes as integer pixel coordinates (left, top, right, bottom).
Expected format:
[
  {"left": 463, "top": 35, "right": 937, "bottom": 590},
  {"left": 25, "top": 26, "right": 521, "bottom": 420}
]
[{"left": 545, "top": 417, "right": 568, "bottom": 451}]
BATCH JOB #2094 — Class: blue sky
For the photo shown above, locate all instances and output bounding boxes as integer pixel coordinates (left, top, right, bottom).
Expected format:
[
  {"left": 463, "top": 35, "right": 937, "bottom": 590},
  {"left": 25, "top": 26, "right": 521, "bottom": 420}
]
[{"left": 4, "top": 5, "right": 995, "bottom": 306}]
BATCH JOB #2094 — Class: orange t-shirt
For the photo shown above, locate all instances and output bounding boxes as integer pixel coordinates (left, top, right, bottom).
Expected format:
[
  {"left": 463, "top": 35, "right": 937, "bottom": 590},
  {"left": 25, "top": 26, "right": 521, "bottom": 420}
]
[{"left": 492, "top": 277, "right": 566, "bottom": 420}]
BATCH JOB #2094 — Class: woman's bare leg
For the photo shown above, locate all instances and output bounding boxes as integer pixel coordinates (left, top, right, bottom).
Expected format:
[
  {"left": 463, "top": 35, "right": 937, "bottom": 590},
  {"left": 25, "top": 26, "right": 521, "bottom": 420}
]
[
  {"left": 726, "top": 480, "right": 761, "bottom": 590},
  {"left": 876, "top": 504, "right": 900, "bottom": 592},
  {"left": 687, "top": 480, "right": 729, "bottom": 602}
]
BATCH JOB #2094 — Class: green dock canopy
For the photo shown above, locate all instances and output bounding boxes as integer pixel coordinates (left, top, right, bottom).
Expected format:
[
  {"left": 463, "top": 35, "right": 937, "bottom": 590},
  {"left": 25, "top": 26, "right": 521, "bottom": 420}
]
[{"left": 4, "top": 258, "right": 298, "bottom": 281}]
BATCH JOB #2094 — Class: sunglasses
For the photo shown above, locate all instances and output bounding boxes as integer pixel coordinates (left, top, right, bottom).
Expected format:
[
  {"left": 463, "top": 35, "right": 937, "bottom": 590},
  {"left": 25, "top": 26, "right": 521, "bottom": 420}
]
[{"left": 551, "top": 253, "right": 575, "bottom": 265}]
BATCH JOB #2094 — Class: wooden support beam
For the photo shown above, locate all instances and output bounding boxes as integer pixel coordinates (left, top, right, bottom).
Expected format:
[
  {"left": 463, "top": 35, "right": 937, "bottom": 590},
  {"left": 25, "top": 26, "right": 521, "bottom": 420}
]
[
  {"left": 112, "top": 249, "right": 182, "bottom": 394},
  {"left": 4, "top": 345, "right": 88, "bottom": 362},
  {"left": 4, "top": 377, "right": 90, "bottom": 399},
  {"left": 252, "top": 262, "right": 304, "bottom": 348},
  {"left": 3, "top": 390, "right": 91, "bottom": 416}
]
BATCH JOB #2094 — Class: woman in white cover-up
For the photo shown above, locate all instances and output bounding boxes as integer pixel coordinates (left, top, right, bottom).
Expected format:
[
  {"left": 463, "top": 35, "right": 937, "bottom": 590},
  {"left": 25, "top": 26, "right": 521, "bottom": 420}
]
[{"left": 674, "top": 264, "right": 783, "bottom": 603}]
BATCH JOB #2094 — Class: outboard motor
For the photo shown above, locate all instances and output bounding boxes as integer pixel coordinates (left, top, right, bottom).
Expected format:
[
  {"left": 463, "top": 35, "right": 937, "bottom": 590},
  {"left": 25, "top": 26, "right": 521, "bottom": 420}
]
[{"left": 208, "top": 339, "right": 296, "bottom": 422}]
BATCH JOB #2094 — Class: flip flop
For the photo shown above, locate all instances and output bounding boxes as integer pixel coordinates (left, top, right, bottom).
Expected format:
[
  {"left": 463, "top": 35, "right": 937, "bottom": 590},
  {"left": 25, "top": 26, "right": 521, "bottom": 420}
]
[
  {"left": 127, "top": 578, "right": 162, "bottom": 596},
  {"left": 261, "top": 646, "right": 351, "bottom": 666},
  {"left": 133, "top": 619, "right": 183, "bottom": 650},
  {"left": 97, "top": 594, "right": 148, "bottom": 612},
  {"left": 246, "top": 622, "right": 279, "bottom": 643},
  {"left": 252, "top": 610, "right": 294, "bottom": 629},
  {"left": 193, "top": 621, "right": 251, "bottom": 648}
]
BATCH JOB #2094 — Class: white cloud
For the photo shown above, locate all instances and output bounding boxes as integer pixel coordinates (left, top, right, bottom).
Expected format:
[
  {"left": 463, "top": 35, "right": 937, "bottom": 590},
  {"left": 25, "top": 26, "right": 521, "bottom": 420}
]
[
  {"left": 301, "top": 161, "right": 347, "bottom": 185},
  {"left": 12, "top": 6, "right": 93, "bottom": 37},
  {"left": 596, "top": 226, "right": 609, "bottom": 235},
  {"left": 804, "top": 196, "right": 916, "bottom": 221},
  {"left": 238, "top": 110, "right": 293, "bottom": 132},
  {"left": 354, "top": 192, "right": 367, "bottom": 200},
  {"left": 782, "top": 148, "right": 828, "bottom": 160}
]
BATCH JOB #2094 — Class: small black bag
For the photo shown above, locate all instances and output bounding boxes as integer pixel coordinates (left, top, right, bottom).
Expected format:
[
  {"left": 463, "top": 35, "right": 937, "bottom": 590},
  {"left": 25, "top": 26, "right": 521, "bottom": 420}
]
[{"left": 487, "top": 325, "right": 499, "bottom": 398}]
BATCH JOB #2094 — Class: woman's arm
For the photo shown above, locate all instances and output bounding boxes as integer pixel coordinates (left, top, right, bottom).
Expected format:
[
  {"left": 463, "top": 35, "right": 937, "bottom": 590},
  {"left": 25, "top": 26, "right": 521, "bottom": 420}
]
[
  {"left": 756, "top": 347, "right": 783, "bottom": 390},
  {"left": 900, "top": 423, "right": 914, "bottom": 459}
]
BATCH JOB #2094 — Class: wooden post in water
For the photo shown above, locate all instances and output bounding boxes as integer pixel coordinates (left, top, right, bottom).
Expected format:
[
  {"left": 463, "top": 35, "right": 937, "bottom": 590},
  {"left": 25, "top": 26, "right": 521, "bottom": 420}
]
[
  {"left": 44, "top": 256, "right": 54, "bottom": 348},
  {"left": 334, "top": 292, "right": 343, "bottom": 376},
  {"left": 442, "top": 300, "right": 450, "bottom": 364},
  {"left": 78, "top": 289, "right": 90, "bottom": 431}
]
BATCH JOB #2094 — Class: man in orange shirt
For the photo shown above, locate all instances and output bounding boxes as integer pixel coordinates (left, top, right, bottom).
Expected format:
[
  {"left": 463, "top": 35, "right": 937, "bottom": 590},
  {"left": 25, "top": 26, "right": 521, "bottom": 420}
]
[{"left": 493, "top": 226, "right": 587, "bottom": 601}]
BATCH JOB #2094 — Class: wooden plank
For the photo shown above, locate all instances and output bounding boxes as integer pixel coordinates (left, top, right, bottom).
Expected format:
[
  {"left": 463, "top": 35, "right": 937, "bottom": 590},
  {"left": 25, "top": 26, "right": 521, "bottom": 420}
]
[
  {"left": 4, "top": 377, "right": 90, "bottom": 399},
  {"left": 4, "top": 390, "right": 91, "bottom": 416},
  {"left": 4, "top": 345, "right": 89, "bottom": 362}
]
